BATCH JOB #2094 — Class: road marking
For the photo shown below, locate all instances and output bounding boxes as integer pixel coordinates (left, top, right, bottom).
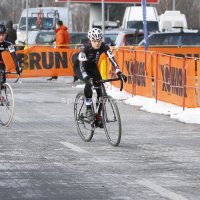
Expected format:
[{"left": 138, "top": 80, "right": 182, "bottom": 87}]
[
  {"left": 136, "top": 179, "right": 188, "bottom": 200},
  {"left": 60, "top": 142, "right": 89, "bottom": 153}
]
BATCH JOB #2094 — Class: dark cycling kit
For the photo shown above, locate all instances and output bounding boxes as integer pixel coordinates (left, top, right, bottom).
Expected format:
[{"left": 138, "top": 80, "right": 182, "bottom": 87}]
[
  {"left": 0, "top": 40, "right": 20, "bottom": 84},
  {"left": 75, "top": 42, "right": 120, "bottom": 101}
]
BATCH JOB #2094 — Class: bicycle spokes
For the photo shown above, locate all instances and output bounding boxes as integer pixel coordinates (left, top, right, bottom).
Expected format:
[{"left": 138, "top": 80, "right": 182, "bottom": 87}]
[
  {"left": 0, "top": 83, "right": 15, "bottom": 127},
  {"left": 74, "top": 93, "right": 94, "bottom": 142},
  {"left": 103, "top": 96, "right": 121, "bottom": 146}
]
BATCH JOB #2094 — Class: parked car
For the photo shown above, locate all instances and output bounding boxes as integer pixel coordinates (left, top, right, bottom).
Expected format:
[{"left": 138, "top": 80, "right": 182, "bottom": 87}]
[
  {"left": 36, "top": 31, "right": 89, "bottom": 48},
  {"left": 70, "top": 30, "right": 118, "bottom": 46},
  {"left": 104, "top": 29, "right": 119, "bottom": 46},
  {"left": 138, "top": 28, "right": 200, "bottom": 46},
  {"left": 16, "top": 30, "right": 118, "bottom": 50},
  {"left": 114, "top": 29, "right": 144, "bottom": 47},
  {"left": 92, "top": 20, "right": 120, "bottom": 30},
  {"left": 16, "top": 31, "right": 40, "bottom": 50},
  {"left": 17, "top": 31, "right": 88, "bottom": 49},
  {"left": 35, "top": 30, "right": 55, "bottom": 45},
  {"left": 70, "top": 32, "right": 88, "bottom": 47}
]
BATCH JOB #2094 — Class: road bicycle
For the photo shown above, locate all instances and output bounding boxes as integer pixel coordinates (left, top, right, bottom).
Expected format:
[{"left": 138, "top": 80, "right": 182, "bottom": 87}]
[
  {"left": 74, "top": 77, "right": 124, "bottom": 147},
  {"left": 0, "top": 71, "right": 20, "bottom": 127}
]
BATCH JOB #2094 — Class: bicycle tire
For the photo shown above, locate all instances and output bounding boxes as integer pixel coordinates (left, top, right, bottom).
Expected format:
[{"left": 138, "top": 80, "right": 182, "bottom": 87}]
[
  {"left": 0, "top": 83, "right": 15, "bottom": 127},
  {"left": 102, "top": 95, "right": 121, "bottom": 146},
  {"left": 74, "top": 92, "right": 94, "bottom": 142}
]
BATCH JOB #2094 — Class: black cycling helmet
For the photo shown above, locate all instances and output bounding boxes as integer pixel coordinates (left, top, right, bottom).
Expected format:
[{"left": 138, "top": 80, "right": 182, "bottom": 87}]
[{"left": 0, "top": 24, "right": 6, "bottom": 34}]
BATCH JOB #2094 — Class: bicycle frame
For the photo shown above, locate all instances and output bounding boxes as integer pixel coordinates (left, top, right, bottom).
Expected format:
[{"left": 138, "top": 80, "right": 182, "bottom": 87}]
[
  {"left": 92, "top": 77, "right": 123, "bottom": 114},
  {"left": 0, "top": 71, "right": 20, "bottom": 86}
]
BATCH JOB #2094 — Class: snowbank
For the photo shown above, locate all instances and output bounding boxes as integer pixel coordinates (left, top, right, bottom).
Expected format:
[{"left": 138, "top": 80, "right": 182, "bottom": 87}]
[{"left": 75, "top": 83, "right": 200, "bottom": 124}]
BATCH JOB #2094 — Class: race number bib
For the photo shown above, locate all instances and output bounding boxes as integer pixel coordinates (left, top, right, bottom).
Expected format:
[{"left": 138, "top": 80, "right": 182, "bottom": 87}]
[{"left": 8, "top": 45, "right": 15, "bottom": 53}]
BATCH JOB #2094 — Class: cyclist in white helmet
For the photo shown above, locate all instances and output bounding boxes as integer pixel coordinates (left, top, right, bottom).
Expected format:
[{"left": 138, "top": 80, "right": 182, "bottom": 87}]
[{"left": 75, "top": 28, "right": 127, "bottom": 125}]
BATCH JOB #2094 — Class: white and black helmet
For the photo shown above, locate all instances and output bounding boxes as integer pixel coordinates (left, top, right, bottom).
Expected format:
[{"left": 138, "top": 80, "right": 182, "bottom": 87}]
[{"left": 88, "top": 28, "right": 103, "bottom": 41}]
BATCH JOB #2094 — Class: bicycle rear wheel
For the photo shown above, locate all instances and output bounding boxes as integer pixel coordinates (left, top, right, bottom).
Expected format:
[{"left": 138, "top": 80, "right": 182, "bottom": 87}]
[
  {"left": 74, "top": 92, "right": 94, "bottom": 142},
  {"left": 0, "top": 83, "right": 15, "bottom": 127},
  {"left": 102, "top": 95, "right": 121, "bottom": 146}
]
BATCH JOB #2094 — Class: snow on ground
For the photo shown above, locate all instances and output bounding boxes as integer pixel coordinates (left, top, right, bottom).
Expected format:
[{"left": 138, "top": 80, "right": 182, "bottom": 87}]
[{"left": 74, "top": 83, "right": 200, "bottom": 124}]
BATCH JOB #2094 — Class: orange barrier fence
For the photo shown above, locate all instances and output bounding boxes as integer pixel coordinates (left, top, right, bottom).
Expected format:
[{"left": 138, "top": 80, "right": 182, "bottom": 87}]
[
  {"left": 108, "top": 49, "right": 153, "bottom": 98},
  {"left": 111, "top": 48, "right": 198, "bottom": 108},
  {"left": 154, "top": 54, "right": 196, "bottom": 107},
  {"left": 197, "top": 59, "right": 200, "bottom": 106},
  {"left": 2, "top": 45, "right": 200, "bottom": 108},
  {"left": 136, "top": 46, "right": 200, "bottom": 58},
  {"left": 2, "top": 46, "right": 79, "bottom": 77}
]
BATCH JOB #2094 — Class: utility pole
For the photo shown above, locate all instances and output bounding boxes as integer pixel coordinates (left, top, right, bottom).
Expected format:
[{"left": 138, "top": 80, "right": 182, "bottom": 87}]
[
  {"left": 107, "top": 5, "right": 111, "bottom": 21},
  {"left": 142, "top": 0, "right": 148, "bottom": 50},
  {"left": 26, "top": 0, "right": 29, "bottom": 44},
  {"left": 67, "top": 0, "right": 71, "bottom": 27},
  {"left": 102, "top": 0, "right": 105, "bottom": 41},
  {"left": 22, "top": 0, "right": 25, "bottom": 10},
  {"left": 199, "top": 0, "right": 200, "bottom": 29},
  {"left": 172, "top": 0, "right": 176, "bottom": 10},
  {"left": 12, "top": 0, "right": 15, "bottom": 22}
]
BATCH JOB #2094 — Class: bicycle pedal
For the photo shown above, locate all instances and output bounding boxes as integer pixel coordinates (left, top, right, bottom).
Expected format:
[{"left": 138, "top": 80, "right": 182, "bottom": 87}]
[
  {"left": 90, "top": 119, "right": 95, "bottom": 125},
  {"left": 77, "top": 115, "right": 84, "bottom": 124},
  {"left": 77, "top": 119, "right": 84, "bottom": 124}
]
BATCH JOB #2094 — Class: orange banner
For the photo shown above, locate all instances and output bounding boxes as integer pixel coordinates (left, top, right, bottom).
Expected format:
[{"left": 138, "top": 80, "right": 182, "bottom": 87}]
[
  {"left": 133, "top": 51, "right": 153, "bottom": 97},
  {"left": 111, "top": 49, "right": 153, "bottom": 97},
  {"left": 109, "top": 49, "right": 125, "bottom": 88},
  {"left": 2, "top": 46, "right": 79, "bottom": 77},
  {"left": 196, "top": 59, "right": 200, "bottom": 106},
  {"left": 136, "top": 46, "right": 200, "bottom": 59},
  {"left": 154, "top": 54, "right": 196, "bottom": 107}
]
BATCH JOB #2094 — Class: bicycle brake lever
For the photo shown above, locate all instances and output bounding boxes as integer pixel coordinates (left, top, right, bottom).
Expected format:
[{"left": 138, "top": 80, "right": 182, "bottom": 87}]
[{"left": 120, "top": 79, "right": 123, "bottom": 91}]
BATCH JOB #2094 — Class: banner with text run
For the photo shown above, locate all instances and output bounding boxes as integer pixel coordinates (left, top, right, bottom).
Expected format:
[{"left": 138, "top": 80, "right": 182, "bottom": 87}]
[{"left": 2, "top": 46, "right": 79, "bottom": 77}]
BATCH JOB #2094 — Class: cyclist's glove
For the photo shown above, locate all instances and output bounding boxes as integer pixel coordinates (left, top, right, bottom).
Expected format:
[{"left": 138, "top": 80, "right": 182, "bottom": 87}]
[
  {"left": 16, "top": 67, "right": 22, "bottom": 75},
  {"left": 84, "top": 76, "right": 93, "bottom": 86},
  {"left": 117, "top": 71, "right": 127, "bottom": 83}
]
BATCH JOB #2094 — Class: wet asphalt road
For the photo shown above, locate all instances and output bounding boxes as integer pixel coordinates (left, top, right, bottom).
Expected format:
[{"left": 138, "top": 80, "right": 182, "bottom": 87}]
[{"left": 0, "top": 77, "right": 200, "bottom": 200}]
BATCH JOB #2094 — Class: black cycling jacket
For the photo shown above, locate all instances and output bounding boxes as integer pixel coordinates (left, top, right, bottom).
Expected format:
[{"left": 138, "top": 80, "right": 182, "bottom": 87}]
[
  {"left": 78, "top": 42, "right": 120, "bottom": 79},
  {"left": 0, "top": 40, "right": 19, "bottom": 69}
]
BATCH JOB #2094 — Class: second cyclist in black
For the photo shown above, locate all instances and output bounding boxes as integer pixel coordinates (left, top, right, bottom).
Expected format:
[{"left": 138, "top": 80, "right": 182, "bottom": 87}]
[
  {"left": 0, "top": 24, "right": 21, "bottom": 85},
  {"left": 75, "top": 28, "right": 127, "bottom": 122}
]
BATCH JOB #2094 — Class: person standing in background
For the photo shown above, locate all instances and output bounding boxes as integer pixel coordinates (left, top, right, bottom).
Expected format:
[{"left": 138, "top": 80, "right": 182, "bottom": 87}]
[
  {"left": 5, "top": 21, "right": 17, "bottom": 44},
  {"left": 47, "top": 20, "right": 70, "bottom": 81}
]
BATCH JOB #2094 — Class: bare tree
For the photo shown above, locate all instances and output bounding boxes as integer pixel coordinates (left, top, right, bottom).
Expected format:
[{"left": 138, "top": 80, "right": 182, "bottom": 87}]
[
  {"left": 155, "top": 0, "right": 200, "bottom": 29},
  {"left": 155, "top": 0, "right": 172, "bottom": 14},
  {"left": 72, "top": 4, "right": 89, "bottom": 32},
  {"left": 176, "top": 0, "right": 199, "bottom": 28}
]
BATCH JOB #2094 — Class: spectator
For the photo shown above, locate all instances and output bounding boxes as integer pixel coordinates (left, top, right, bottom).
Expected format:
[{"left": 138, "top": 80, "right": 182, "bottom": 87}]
[
  {"left": 5, "top": 21, "right": 17, "bottom": 44},
  {"left": 47, "top": 20, "right": 70, "bottom": 81}
]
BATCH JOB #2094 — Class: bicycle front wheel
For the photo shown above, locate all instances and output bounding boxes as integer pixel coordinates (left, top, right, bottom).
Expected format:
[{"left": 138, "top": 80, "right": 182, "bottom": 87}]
[
  {"left": 74, "top": 92, "right": 94, "bottom": 142},
  {"left": 0, "top": 83, "right": 15, "bottom": 127},
  {"left": 102, "top": 95, "right": 121, "bottom": 146}
]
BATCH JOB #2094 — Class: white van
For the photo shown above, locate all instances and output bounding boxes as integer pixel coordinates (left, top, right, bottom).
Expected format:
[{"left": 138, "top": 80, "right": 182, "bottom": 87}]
[
  {"left": 17, "top": 7, "right": 72, "bottom": 44},
  {"left": 122, "top": 6, "right": 159, "bottom": 33},
  {"left": 159, "top": 10, "right": 187, "bottom": 32}
]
